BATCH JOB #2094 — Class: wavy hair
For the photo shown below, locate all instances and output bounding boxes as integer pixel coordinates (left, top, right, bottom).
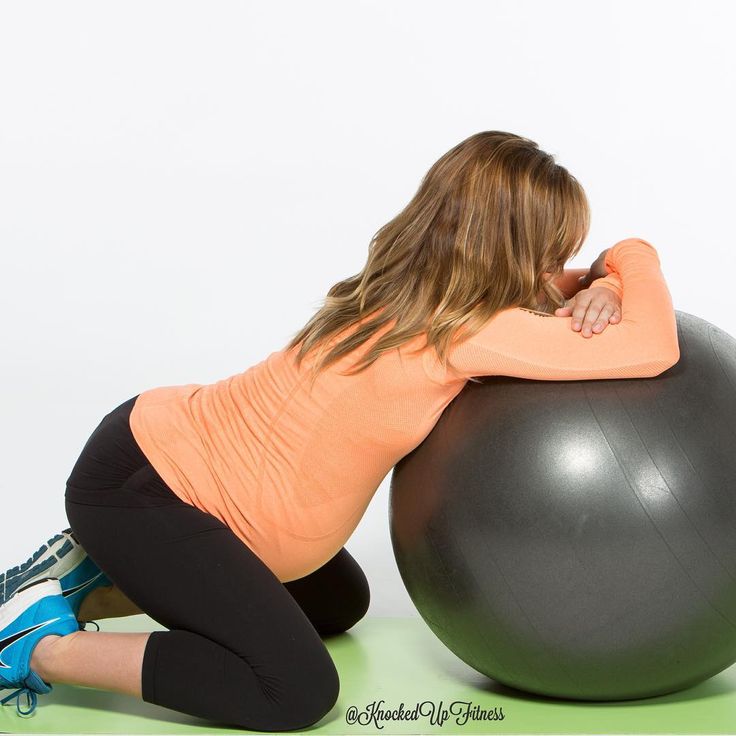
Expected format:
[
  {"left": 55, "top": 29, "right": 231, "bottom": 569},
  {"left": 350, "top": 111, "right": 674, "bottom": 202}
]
[{"left": 285, "top": 130, "right": 590, "bottom": 387}]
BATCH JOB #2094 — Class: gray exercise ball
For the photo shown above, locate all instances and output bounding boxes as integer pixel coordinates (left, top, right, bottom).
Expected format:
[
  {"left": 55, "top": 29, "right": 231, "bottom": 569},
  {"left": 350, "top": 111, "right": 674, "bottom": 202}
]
[{"left": 389, "top": 311, "right": 736, "bottom": 701}]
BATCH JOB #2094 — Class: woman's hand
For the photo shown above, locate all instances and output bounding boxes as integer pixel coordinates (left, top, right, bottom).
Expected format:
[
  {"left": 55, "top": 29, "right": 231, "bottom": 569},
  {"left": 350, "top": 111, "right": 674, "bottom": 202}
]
[{"left": 554, "top": 286, "right": 622, "bottom": 337}]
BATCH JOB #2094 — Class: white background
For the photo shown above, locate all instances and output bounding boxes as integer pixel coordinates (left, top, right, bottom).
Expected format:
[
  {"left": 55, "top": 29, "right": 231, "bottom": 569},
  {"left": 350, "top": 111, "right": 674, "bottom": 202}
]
[{"left": 0, "top": 0, "right": 733, "bottom": 617}]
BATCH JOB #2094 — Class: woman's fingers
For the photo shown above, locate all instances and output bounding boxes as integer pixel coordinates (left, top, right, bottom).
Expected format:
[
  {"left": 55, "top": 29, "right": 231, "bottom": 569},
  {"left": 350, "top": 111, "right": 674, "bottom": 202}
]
[
  {"left": 570, "top": 298, "right": 592, "bottom": 334},
  {"left": 554, "top": 298, "right": 575, "bottom": 317},
  {"left": 590, "top": 303, "right": 615, "bottom": 333},
  {"left": 558, "top": 294, "right": 619, "bottom": 337},
  {"left": 576, "top": 297, "right": 616, "bottom": 337},
  {"left": 553, "top": 292, "right": 622, "bottom": 337}
]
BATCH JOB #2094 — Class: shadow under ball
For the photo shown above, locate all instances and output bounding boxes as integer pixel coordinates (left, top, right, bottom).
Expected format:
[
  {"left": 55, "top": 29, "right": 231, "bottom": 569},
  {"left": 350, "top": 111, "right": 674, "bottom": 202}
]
[{"left": 389, "top": 311, "right": 736, "bottom": 701}]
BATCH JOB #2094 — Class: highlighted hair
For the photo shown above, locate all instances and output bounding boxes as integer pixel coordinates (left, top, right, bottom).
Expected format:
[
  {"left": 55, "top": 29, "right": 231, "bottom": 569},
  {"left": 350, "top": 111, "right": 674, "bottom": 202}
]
[{"left": 286, "top": 130, "right": 590, "bottom": 388}]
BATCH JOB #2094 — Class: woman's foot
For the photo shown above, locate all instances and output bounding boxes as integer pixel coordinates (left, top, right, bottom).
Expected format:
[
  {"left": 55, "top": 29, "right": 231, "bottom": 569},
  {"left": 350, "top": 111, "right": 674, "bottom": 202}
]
[
  {"left": 0, "top": 577, "right": 79, "bottom": 716},
  {"left": 0, "top": 528, "right": 113, "bottom": 627}
]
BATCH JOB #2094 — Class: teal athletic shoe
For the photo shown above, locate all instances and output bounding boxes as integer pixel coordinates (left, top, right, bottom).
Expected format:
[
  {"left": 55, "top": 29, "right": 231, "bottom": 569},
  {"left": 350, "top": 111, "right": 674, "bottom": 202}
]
[
  {"left": 0, "top": 577, "right": 79, "bottom": 716},
  {"left": 0, "top": 528, "right": 112, "bottom": 629}
]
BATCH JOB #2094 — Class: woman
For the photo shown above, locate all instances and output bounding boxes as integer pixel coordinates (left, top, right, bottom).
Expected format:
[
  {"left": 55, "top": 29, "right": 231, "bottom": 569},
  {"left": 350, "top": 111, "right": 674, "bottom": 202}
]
[{"left": 0, "top": 131, "right": 679, "bottom": 729}]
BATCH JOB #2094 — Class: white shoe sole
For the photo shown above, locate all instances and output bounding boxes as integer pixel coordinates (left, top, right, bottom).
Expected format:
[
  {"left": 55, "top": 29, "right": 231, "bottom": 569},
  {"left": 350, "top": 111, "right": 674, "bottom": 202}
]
[{"left": 0, "top": 578, "right": 64, "bottom": 630}]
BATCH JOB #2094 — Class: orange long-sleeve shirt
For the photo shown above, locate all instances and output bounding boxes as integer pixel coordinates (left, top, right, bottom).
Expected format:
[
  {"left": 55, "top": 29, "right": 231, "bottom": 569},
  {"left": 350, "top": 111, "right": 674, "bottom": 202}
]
[{"left": 128, "top": 237, "right": 679, "bottom": 582}]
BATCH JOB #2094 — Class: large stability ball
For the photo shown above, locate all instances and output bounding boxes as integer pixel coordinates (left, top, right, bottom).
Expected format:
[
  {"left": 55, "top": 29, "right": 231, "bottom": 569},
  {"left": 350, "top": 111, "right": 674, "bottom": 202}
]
[{"left": 389, "top": 311, "right": 736, "bottom": 701}]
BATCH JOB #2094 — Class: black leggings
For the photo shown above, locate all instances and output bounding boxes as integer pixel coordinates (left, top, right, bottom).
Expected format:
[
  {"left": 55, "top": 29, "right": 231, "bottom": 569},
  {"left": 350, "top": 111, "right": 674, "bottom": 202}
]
[{"left": 63, "top": 395, "right": 370, "bottom": 732}]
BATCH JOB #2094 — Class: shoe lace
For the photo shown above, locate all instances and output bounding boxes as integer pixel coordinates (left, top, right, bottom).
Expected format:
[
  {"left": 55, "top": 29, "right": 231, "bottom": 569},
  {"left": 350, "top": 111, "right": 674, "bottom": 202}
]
[
  {"left": 78, "top": 619, "right": 101, "bottom": 631},
  {"left": 0, "top": 622, "right": 102, "bottom": 716},
  {"left": 1, "top": 685, "right": 39, "bottom": 717}
]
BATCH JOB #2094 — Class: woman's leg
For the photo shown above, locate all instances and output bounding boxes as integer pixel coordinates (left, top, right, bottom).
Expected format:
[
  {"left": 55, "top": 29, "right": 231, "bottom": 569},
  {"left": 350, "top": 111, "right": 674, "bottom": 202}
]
[
  {"left": 53, "top": 397, "right": 339, "bottom": 731},
  {"left": 283, "top": 547, "right": 370, "bottom": 635},
  {"left": 53, "top": 395, "right": 339, "bottom": 731},
  {"left": 81, "top": 545, "right": 371, "bottom": 635},
  {"left": 31, "top": 629, "right": 149, "bottom": 698},
  {"left": 60, "top": 490, "right": 340, "bottom": 731},
  {"left": 81, "top": 545, "right": 372, "bottom": 632},
  {"left": 34, "top": 544, "right": 370, "bottom": 701}
]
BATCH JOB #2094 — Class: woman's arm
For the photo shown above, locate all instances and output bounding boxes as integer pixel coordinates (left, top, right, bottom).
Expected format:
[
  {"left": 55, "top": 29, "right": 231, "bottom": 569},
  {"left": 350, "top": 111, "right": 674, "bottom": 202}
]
[
  {"left": 550, "top": 268, "right": 623, "bottom": 300},
  {"left": 550, "top": 268, "right": 589, "bottom": 299},
  {"left": 444, "top": 238, "right": 679, "bottom": 382}
]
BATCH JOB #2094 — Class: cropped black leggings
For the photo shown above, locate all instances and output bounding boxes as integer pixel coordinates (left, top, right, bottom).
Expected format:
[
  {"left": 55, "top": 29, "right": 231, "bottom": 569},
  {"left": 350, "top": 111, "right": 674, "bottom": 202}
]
[{"left": 63, "top": 395, "right": 370, "bottom": 732}]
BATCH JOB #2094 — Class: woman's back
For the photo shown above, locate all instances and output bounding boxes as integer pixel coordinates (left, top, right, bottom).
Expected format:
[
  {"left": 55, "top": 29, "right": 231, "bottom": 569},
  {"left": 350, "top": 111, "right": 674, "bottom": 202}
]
[
  {"left": 128, "top": 311, "right": 468, "bottom": 582},
  {"left": 128, "top": 237, "right": 679, "bottom": 583}
]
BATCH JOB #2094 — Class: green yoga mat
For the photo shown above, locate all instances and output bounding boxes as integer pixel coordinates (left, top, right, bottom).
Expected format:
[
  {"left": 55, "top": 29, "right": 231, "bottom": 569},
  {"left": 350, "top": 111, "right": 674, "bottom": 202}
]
[{"left": 1, "top": 614, "right": 734, "bottom": 735}]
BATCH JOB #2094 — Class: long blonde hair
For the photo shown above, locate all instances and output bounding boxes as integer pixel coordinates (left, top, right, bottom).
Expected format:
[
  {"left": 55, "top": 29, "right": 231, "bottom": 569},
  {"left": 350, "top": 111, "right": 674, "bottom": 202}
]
[{"left": 286, "top": 130, "right": 590, "bottom": 387}]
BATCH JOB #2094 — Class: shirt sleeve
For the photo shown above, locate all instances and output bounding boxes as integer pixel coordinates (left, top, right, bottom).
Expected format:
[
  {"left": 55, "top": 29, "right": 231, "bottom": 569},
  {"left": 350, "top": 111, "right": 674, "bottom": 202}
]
[{"left": 444, "top": 238, "right": 680, "bottom": 382}]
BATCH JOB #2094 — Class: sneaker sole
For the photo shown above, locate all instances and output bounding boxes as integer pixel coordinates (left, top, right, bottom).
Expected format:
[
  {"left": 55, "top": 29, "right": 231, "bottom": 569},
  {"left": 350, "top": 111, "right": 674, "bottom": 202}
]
[
  {"left": 0, "top": 529, "right": 85, "bottom": 606},
  {"left": 0, "top": 578, "right": 64, "bottom": 630}
]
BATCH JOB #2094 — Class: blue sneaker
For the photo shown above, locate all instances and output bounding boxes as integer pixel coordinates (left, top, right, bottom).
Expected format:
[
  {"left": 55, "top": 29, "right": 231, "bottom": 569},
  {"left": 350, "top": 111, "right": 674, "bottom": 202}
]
[
  {"left": 0, "top": 577, "right": 79, "bottom": 716},
  {"left": 0, "top": 528, "right": 112, "bottom": 628}
]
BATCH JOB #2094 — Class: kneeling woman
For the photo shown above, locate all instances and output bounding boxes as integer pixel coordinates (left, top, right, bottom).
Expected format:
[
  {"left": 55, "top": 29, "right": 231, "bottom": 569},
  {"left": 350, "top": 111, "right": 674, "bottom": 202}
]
[{"left": 0, "top": 130, "right": 678, "bottom": 730}]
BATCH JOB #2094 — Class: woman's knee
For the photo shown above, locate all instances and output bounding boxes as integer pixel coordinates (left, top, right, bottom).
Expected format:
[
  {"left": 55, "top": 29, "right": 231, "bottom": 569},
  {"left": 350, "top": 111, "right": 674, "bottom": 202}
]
[
  {"left": 330, "top": 550, "right": 371, "bottom": 632},
  {"left": 289, "top": 654, "right": 340, "bottom": 730},
  {"left": 247, "top": 645, "right": 341, "bottom": 731},
  {"left": 284, "top": 549, "right": 372, "bottom": 635},
  {"left": 148, "top": 629, "right": 340, "bottom": 732},
  {"left": 323, "top": 567, "right": 370, "bottom": 634}
]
